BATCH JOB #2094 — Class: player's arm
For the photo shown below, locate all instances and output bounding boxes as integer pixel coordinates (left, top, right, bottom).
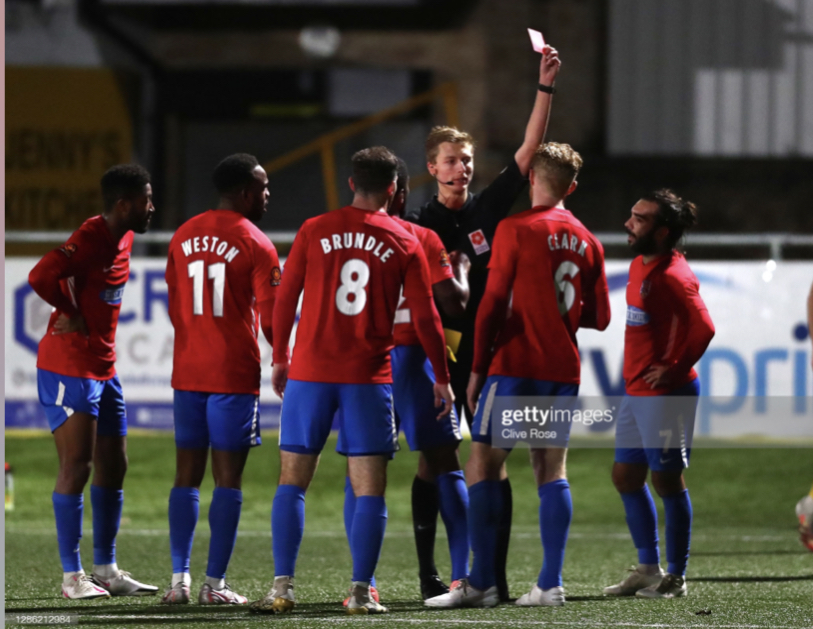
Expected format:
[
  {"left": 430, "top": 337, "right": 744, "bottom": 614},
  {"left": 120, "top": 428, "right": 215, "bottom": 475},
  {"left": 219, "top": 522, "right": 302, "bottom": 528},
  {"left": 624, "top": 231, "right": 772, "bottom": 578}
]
[
  {"left": 432, "top": 251, "right": 471, "bottom": 319},
  {"left": 643, "top": 275, "right": 715, "bottom": 389},
  {"left": 468, "top": 224, "right": 518, "bottom": 411},
  {"left": 271, "top": 231, "right": 308, "bottom": 397},
  {"left": 808, "top": 281, "right": 813, "bottom": 369},
  {"left": 165, "top": 245, "right": 179, "bottom": 329},
  {"left": 29, "top": 236, "right": 92, "bottom": 335},
  {"left": 404, "top": 247, "right": 454, "bottom": 418},
  {"left": 252, "top": 238, "right": 284, "bottom": 350},
  {"left": 579, "top": 243, "right": 611, "bottom": 331},
  {"left": 513, "top": 47, "right": 561, "bottom": 176}
]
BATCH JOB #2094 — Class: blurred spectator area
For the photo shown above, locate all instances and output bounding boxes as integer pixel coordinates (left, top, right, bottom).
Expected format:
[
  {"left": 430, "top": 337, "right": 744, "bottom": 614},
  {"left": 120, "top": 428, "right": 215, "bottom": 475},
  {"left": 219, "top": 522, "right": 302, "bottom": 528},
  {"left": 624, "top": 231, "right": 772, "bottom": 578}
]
[{"left": 5, "top": 0, "right": 813, "bottom": 255}]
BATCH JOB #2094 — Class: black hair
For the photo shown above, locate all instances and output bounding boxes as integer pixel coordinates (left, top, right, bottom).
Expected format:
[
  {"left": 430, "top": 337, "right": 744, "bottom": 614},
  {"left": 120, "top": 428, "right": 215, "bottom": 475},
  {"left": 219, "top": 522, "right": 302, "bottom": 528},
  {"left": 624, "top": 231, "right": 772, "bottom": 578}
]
[
  {"left": 395, "top": 157, "right": 409, "bottom": 195},
  {"left": 100, "top": 164, "right": 151, "bottom": 212},
  {"left": 212, "top": 153, "right": 260, "bottom": 196},
  {"left": 642, "top": 188, "right": 699, "bottom": 251},
  {"left": 351, "top": 147, "right": 398, "bottom": 196}
]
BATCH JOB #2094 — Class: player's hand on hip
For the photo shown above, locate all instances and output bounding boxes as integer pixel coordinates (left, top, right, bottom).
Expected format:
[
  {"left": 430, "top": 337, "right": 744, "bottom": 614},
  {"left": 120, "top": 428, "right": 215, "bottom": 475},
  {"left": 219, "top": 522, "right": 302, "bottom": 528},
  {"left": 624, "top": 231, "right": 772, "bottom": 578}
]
[
  {"left": 642, "top": 364, "right": 671, "bottom": 389},
  {"left": 52, "top": 313, "right": 88, "bottom": 336},
  {"left": 272, "top": 362, "right": 290, "bottom": 398},
  {"left": 467, "top": 372, "right": 485, "bottom": 416},
  {"left": 433, "top": 382, "right": 454, "bottom": 419},
  {"left": 539, "top": 46, "right": 561, "bottom": 85}
]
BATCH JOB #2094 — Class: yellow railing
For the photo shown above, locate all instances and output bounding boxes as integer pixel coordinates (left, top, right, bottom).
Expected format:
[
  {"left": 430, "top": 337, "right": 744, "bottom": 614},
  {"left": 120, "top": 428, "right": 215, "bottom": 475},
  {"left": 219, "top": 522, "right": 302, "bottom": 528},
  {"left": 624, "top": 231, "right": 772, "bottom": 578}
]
[{"left": 263, "top": 82, "right": 459, "bottom": 213}]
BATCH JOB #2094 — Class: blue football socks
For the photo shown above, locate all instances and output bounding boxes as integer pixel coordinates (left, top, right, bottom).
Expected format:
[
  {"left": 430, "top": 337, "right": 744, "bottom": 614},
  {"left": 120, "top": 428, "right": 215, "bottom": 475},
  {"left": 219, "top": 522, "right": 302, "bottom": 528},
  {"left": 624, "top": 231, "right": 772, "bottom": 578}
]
[
  {"left": 350, "top": 496, "right": 387, "bottom": 583},
  {"left": 90, "top": 485, "right": 122, "bottom": 566},
  {"left": 344, "top": 477, "right": 377, "bottom": 587},
  {"left": 437, "top": 471, "right": 470, "bottom": 581},
  {"left": 272, "top": 484, "right": 306, "bottom": 577},
  {"left": 206, "top": 487, "right": 243, "bottom": 580},
  {"left": 168, "top": 487, "right": 200, "bottom": 574},
  {"left": 53, "top": 492, "right": 83, "bottom": 573},
  {"left": 537, "top": 479, "right": 572, "bottom": 589},
  {"left": 467, "top": 480, "right": 502, "bottom": 591},
  {"left": 620, "top": 485, "right": 660, "bottom": 566},
  {"left": 663, "top": 489, "right": 692, "bottom": 576}
]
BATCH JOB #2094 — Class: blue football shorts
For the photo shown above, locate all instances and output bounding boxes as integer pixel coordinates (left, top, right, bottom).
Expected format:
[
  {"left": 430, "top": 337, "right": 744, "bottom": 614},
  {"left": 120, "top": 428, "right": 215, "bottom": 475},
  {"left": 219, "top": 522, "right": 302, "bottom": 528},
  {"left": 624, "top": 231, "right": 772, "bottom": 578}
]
[
  {"left": 279, "top": 379, "right": 396, "bottom": 457},
  {"left": 173, "top": 390, "right": 261, "bottom": 451},
  {"left": 471, "top": 374, "right": 579, "bottom": 450},
  {"left": 392, "top": 345, "right": 462, "bottom": 452},
  {"left": 614, "top": 378, "right": 700, "bottom": 471},
  {"left": 37, "top": 369, "right": 127, "bottom": 436}
]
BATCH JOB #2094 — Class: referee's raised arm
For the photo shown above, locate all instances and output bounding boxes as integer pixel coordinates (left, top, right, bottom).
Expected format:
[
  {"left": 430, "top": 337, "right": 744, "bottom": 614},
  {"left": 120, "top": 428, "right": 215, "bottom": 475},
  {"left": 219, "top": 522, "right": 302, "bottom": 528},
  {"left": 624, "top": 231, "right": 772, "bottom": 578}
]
[{"left": 515, "top": 46, "right": 561, "bottom": 176}]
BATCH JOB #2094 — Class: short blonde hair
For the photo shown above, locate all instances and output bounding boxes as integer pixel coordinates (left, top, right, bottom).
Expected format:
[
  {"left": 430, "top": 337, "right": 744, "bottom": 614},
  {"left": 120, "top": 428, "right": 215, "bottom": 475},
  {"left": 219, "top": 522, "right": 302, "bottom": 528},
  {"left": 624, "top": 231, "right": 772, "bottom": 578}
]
[
  {"left": 425, "top": 126, "right": 475, "bottom": 163},
  {"left": 530, "top": 142, "right": 583, "bottom": 199}
]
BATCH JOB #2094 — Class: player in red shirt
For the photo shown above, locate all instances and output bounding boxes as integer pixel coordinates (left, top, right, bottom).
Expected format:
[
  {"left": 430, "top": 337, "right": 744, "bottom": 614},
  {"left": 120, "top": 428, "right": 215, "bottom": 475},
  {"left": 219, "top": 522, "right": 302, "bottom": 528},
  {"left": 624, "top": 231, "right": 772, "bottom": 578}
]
[
  {"left": 249, "top": 147, "right": 452, "bottom": 615},
  {"left": 162, "top": 154, "right": 280, "bottom": 605},
  {"left": 604, "top": 190, "right": 714, "bottom": 599},
  {"left": 427, "top": 143, "right": 610, "bottom": 608},
  {"left": 29, "top": 164, "right": 158, "bottom": 600},
  {"left": 341, "top": 158, "right": 471, "bottom": 605}
]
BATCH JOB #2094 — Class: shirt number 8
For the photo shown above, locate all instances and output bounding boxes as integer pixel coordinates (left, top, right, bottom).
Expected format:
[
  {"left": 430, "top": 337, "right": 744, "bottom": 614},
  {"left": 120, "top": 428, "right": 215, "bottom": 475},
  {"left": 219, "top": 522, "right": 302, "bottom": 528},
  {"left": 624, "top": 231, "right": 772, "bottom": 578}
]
[{"left": 336, "top": 258, "right": 370, "bottom": 315}]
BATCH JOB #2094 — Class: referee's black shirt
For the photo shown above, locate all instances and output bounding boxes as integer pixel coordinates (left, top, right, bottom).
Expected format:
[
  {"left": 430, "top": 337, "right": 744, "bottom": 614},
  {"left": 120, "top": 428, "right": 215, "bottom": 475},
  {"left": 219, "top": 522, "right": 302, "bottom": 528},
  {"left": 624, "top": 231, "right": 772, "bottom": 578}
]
[{"left": 405, "top": 159, "right": 528, "bottom": 373}]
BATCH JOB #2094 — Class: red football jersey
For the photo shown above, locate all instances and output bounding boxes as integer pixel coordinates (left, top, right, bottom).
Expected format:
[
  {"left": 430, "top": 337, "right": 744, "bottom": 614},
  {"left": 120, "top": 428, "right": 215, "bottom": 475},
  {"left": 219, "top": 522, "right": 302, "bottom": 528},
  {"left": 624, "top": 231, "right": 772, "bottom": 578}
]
[
  {"left": 166, "top": 209, "right": 280, "bottom": 395},
  {"left": 473, "top": 206, "right": 610, "bottom": 383},
  {"left": 30, "top": 216, "right": 133, "bottom": 380},
  {"left": 272, "top": 206, "right": 443, "bottom": 384},
  {"left": 391, "top": 216, "right": 455, "bottom": 347},
  {"left": 623, "top": 251, "right": 714, "bottom": 396}
]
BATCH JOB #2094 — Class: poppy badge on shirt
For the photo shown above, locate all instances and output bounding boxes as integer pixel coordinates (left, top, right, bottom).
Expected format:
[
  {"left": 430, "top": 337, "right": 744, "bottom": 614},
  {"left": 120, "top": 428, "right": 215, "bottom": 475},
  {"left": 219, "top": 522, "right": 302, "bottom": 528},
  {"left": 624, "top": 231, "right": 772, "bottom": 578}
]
[{"left": 468, "top": 230, "right": 490, "bottom": 255}]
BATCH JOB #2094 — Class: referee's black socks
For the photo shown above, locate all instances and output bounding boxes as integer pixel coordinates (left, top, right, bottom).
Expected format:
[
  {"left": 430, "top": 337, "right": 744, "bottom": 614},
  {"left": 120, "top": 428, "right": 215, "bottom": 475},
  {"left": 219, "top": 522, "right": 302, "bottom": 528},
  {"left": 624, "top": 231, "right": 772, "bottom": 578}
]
[
  {"left": 496, "top": 477, "right": 513, "bottom": 601},
  {"left": 412, "top": 476, "right": 440, "bottom": 578}
]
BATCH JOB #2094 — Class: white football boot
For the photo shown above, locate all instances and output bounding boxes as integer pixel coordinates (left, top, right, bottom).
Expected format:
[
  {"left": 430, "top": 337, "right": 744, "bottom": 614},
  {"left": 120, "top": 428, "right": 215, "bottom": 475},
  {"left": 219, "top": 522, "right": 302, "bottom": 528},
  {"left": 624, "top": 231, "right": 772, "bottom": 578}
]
[
  {"left": 62, "top": 572, "right": 111, "bottom": 600},
  {"left": 161, "top": 582, "right": 191, "bottom": 604},
  {"left": 603, "top": 566, "right": 665, "bottom": 596},
  {"left": 249, "top": 576, "right": 295, "bottom": 614},
  {"left": 796, "top": 494, "right": 813, "bottom": 552},
  {"left": 346, "top": 582, "right": 388, "bottom": 615},
  {"left": 515, "top": 584, "right": 565, "bottom": 607},
  {"left": 424, "top": 578, "right": 499, "bottom": 608},
  {"left": 636, "top": 573, "right": 687, "bottom": 599},
  {"left": 198, "top": 582, "right": 248, "bottom": 605},
  {"left": 91, "top": 570, "right": 158, "bottom": 596}
]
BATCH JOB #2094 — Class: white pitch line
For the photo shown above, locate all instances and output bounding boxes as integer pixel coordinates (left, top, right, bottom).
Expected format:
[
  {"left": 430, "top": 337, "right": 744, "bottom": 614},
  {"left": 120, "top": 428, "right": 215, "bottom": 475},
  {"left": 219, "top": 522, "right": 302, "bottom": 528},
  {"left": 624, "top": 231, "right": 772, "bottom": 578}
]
[
  {"left": 81, "top": 615, "right": 802, "bottom": 629},
  {"left": 4, "top": 528, "right": 790, "bottom": 542}
]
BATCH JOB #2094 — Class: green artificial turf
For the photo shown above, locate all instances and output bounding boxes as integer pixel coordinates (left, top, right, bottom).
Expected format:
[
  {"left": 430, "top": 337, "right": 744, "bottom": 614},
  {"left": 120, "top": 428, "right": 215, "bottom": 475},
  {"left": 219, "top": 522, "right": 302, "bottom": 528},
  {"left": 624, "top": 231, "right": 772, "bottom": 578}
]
[{"left": 5, "top": 432, "right": 812, "bottom": 628}]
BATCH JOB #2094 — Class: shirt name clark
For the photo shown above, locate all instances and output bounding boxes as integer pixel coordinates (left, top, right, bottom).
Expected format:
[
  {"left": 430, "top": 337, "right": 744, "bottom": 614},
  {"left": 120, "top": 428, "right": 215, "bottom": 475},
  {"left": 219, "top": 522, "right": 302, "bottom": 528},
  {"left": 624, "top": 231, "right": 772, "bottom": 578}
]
[{"left": 320, "top": 232, "right": 395, "bottom": 263}]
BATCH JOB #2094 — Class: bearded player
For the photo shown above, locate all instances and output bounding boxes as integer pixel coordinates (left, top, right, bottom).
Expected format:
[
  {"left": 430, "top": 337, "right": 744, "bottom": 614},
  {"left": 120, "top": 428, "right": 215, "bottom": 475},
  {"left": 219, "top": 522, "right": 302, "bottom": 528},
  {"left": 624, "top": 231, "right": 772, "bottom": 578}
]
[
  {"left": 250, "top": 147, "right": 452, "bottom": 615},
  {"left": 604, "top": 190, "right": 715, "bottom": 599},
  {"left": 342, "top": 158, "right": 471, "bottom": 604},
  {"left": 29, "top": 164, "right": 158, "bottom": 599},
  {"left": 162, "top": 154, "right": 281, "bottom": 605},
  {"left": 427, "top": 142, "right": 610, "bottom": 608}
]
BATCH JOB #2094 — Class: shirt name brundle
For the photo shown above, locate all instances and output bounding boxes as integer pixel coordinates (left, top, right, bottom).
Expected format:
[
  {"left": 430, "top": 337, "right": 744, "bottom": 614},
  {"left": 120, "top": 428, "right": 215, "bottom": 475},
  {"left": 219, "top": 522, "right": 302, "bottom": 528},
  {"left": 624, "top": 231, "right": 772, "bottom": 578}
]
[
  {"left": 180, "top": 236, "right": 240, "bottom": 262},
  {"left": 320, "top": 232, "right": 395, "bottom": 263}
]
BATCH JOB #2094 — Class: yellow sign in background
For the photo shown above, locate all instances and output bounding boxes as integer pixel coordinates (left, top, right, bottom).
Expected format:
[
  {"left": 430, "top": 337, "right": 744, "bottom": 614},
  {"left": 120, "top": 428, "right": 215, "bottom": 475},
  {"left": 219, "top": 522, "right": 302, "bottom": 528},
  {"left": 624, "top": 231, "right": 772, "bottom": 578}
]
[{"left": 6, "top": 67, "right": 134, "bottom": 231}]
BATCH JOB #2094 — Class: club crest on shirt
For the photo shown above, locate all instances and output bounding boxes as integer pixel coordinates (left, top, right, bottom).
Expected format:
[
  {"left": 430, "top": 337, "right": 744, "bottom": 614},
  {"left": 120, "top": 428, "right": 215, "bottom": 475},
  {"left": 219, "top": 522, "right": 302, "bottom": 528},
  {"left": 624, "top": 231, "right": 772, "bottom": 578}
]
[
  {"left": 640, "top": 280, "right": 652, "bottom": 298},
  {"left": 468, "top": 230, "right": 490, "bottom": 255},
  {"left": 439, "top": 249, "right": 451, "bottom": 268},
  {"left": 270, "top": 266, "right": 282, "bottom": 286},
  {"left": 60, "top": 243, "right": 77, "bottom": 258}
]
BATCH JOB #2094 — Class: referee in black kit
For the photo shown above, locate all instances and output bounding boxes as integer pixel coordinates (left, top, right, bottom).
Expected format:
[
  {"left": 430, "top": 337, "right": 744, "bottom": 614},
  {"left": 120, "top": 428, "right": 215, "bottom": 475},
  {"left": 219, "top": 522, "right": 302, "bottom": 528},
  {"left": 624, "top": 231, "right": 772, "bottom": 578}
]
[{"left": 405, "top": 45, "right": 561, "bottom": 602}]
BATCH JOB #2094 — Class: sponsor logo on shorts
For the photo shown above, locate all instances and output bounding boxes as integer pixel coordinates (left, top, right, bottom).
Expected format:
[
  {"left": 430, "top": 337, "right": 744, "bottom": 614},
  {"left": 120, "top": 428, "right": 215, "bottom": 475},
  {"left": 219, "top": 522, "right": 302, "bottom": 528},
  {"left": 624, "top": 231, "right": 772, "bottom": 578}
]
[{"left": 626, "top": 305, "right": 650, "bottom": 327}]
